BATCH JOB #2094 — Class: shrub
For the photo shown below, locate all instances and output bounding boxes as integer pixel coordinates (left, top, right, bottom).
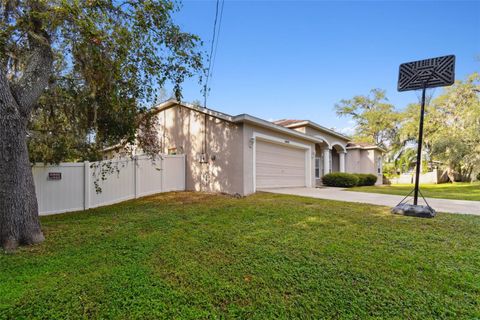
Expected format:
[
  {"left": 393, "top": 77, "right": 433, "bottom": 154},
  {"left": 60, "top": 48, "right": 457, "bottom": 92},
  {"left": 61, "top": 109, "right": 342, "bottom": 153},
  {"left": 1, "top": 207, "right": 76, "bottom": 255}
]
[
  {"left": 382, "top": 162, "right": 398, "bottom": 179},
  {"left": 322, "top": 172, "right": 359, "bottom": 188},
  {"left": 477, "top": 172, "right": 480, "bottom": 181},
  {"left": 354, "top": 173, "right": 378, "bottom": 186}
]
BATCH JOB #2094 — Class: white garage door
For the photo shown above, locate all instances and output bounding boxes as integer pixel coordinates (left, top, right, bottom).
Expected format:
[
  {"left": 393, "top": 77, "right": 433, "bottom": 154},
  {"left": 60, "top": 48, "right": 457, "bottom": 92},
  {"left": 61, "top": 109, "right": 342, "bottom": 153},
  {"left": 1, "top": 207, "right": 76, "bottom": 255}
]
[{"left": 255, "top": 139, "right": 306, "bottom": 188}]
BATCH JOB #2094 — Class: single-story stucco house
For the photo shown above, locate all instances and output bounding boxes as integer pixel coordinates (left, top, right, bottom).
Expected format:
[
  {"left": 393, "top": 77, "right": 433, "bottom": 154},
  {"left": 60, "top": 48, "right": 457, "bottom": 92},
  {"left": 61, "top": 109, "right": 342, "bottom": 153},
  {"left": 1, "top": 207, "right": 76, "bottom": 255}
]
[{"left": 107, "top": 99, "right": 385, "bottom": 196}]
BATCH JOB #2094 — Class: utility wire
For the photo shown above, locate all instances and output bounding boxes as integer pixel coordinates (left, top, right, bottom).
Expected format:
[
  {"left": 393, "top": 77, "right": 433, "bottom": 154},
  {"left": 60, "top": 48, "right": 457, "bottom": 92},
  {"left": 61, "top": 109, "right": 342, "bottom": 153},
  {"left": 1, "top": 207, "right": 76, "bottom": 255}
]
[
  {"left": 202, "top": 0, "right": 222, "bottom": 159},
  {"left": 209, "top": 0, "right": 224, "bottom": 80},
  {"left": 203, "top": 0, "right": 223, "bottom": 108}
]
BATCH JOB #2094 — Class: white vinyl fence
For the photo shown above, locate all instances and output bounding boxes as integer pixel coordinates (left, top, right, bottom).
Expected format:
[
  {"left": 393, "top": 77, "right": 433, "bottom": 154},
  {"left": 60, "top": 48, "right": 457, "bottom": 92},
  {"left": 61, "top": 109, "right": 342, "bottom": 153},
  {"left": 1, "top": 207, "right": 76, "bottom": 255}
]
[
  {"left": 33, "top": 154, "right": 185, "bottom": 215},
  {"left": 389, "top": 169, "right": 441, "bottom": 185}
]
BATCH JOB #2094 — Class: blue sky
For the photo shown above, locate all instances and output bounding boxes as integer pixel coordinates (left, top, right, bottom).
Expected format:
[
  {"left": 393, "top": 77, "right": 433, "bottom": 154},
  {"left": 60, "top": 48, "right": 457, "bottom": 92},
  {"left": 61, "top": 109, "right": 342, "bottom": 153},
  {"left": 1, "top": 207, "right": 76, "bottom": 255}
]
[{"left": 168, "top": 0, "right": 480, "bottom": 134}]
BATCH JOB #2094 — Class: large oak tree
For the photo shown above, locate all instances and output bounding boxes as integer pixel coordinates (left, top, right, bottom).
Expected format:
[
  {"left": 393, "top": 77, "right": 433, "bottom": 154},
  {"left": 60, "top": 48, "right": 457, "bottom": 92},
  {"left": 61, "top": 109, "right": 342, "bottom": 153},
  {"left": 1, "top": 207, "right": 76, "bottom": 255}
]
[
  {"left": 408, "top": 73, "right": 480, "bottom": 181},
  {"left": 0, "top": 0, "right": 202, "bottom": 251},
  {"left": 334, "top": 88, "right": 399, "bottom": 149}
]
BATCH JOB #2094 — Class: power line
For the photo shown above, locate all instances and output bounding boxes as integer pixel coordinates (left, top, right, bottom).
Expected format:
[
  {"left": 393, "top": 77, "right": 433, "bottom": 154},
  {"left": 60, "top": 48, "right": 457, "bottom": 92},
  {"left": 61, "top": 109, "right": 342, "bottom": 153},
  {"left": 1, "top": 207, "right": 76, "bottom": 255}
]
[
  {"left": 203, "top": 0, "right": 224, "bottom": 108},
  {"left": 209, "top": 0, "right": 224, "bottom": 80}
]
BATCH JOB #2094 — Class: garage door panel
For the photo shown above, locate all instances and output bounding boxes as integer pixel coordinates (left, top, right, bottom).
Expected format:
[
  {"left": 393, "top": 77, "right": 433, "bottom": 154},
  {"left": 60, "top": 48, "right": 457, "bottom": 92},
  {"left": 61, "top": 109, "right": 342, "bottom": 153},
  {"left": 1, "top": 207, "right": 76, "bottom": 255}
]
[
  {"left": 256, "top": 162, "right": 305, "bottom": 171},
  {"left": 257, "top": 154, "right": 304, "bottom": 164},
  {"left": 255, "top": 139, "right": 306, "bottom": 189},
  {"left": 255, "top": 165, "right": 305, "bottom": 176},
  {"left": 256, "top": 144, "right": 304, "bottom": 158},
  {"left": 256, "top": 171, "right": 305, "bottom": 179}
]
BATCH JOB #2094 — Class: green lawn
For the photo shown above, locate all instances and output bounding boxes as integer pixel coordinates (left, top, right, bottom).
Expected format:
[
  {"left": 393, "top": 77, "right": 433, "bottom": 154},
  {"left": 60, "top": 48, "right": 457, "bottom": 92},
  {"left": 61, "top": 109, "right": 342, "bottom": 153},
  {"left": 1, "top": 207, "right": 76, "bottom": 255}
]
[
  {"left": 348, "top": 182, "right": 480, "bottom": 201},
  {"left": 1, "top": 192, "right": 480, "bottom": 319}
]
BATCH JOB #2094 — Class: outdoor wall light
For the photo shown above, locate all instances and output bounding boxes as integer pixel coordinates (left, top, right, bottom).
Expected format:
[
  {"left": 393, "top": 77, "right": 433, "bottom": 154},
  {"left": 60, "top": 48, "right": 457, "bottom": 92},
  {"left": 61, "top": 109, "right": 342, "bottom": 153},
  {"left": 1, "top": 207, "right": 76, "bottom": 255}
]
[
  {"left": 249, "top": 138, "right": 255, "bottom": 148},
  {"left": 199, "top": 153, "right": 208, "bottom": 164}
]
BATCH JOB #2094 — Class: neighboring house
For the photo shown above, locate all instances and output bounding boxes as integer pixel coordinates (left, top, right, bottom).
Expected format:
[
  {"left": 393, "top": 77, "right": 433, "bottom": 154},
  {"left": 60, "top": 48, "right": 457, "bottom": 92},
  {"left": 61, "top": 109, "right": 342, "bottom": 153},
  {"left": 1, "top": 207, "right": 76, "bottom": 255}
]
[{"left": 107, "top": 99, "right": 384, "bottom": 196}]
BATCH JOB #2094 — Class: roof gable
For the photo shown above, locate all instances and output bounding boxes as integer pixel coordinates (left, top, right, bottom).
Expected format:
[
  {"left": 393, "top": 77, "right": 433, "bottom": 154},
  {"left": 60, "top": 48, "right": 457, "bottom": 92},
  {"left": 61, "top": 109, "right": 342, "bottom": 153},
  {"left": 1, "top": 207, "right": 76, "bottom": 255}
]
[
  {"left": 273, "top": 119, "right": 351, "bottom": 141},
  {"left": 152, "top": 100, "right": 351, "bottom": 144},
  {"left": 272, "top": 119, "right": 307, "bottom": 127}
]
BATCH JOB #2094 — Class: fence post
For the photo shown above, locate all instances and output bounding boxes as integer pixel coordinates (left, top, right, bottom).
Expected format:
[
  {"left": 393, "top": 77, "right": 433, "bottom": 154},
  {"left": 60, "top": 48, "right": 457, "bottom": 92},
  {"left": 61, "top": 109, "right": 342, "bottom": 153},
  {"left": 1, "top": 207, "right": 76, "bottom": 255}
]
[
  {"left": 84, "top": 161, "right": 90, "bottom": 210},
  {"left": 134, "top": 156, "right": 139, "bottom": 198},
  {"left": 161, "top": 155, "right": 166, "bottom": 192},
  {"left": 183, "top": 155, "right": 186, "bottom": 190}
]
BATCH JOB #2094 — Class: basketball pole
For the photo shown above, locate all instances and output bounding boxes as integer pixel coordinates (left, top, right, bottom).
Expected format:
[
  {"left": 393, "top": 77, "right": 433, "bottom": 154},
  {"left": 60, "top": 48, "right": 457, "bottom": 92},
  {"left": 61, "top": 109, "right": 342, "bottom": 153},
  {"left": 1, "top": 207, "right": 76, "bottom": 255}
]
[
  {"left": 393, "top": 55, "right": 454, "bottom": 217},
  {"left": 413, "top": 85, "right": 427, "bottom": 205}
]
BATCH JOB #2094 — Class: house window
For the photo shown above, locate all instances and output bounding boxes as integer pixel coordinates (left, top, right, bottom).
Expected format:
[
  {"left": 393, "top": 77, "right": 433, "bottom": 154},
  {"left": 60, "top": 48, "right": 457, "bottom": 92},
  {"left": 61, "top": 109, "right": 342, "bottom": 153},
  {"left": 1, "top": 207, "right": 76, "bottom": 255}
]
[
  {"left": 377, "top": 156, "right": 382, "bottom": 174},
  {"left": 315, "top": 157, "right": 321, "bottom": 179}
]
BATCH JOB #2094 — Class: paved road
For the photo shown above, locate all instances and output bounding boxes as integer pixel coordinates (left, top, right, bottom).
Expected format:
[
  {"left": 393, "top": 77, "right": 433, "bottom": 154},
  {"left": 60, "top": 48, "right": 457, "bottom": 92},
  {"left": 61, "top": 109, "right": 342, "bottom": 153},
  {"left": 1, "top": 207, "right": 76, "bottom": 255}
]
[{"left": 259, "top": 187, "right": 480, "bottom": 216}]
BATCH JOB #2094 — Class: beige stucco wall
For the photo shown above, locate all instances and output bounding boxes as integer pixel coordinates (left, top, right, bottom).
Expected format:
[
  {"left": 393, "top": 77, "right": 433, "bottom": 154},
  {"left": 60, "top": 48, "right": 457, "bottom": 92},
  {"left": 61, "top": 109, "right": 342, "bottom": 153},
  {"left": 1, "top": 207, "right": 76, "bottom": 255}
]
[
  {"left": 242, "top": 123, "right": 316, "bottom": 195},
  {"left": 292, "top": 126, "right": 306, "bottom": 134},
  {"left": 365, "top": 150, "right": 376, "bottom": 174},
  {"left": 373, "top": 150, "right": 383, "bottom": 185},
  {"left": 345, "top": 149, "right": 361, "bottom": 173},
  {"left": 154, "top": 105, "right": 244, "bottom": 195},
  {"left": 346, "top": 148, "right": 383, "bottom": 185},
  {"left": 348, "top": 149, "right": 374, "bottom": 173},
  {"left": 107, "top": 106, "right": 384, "bottom": 193}
]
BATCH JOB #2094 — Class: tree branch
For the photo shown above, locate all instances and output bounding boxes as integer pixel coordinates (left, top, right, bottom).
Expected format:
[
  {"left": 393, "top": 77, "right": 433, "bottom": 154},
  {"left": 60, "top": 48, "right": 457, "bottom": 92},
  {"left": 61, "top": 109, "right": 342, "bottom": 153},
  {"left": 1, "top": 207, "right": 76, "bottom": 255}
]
[
  {"left": 10, "top": 31, "right": 53, "bottom": 118},
  {"left": 0, "top": 66, "right": 19, "bottom": 115}
]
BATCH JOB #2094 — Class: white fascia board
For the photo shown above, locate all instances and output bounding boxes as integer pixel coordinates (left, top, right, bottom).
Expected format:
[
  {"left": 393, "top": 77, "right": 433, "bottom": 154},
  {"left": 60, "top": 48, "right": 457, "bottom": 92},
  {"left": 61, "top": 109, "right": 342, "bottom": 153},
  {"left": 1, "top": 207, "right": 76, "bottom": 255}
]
[
  {"left": 346, "top": 146, "right": 387, "bottom": 153},
  {"left": 151, "top": 99, "right": 178, "bottom": 110},
  {"left": 233, "top": 114, "right": 324, "bottom": 144},
  {"left": 284, "top": 120, "right": 351, "bottom": 141},
  {"left": 253, "top": 132, "right": 312, "bottom": 150},
  {"left": 151, "top": 99, "right": 234, "bottom": 122}
]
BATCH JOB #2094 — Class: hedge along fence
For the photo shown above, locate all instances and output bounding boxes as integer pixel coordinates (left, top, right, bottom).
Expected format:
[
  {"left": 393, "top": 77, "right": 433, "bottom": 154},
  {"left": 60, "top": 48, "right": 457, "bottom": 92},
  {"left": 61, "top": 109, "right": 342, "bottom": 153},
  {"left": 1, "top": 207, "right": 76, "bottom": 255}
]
[
  {"left": 32, "top": 154, "right": 186, "bottom": 215},
  {"left": 322, "top": 172, "right": 378, "bottom": 188}
]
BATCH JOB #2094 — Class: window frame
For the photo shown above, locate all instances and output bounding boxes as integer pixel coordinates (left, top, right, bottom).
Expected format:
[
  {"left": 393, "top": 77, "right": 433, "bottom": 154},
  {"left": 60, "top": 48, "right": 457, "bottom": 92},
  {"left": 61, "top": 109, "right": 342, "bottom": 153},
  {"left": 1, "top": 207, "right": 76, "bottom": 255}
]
[{"left": 315, "top": 157, "right": 321, "bottom": 179}]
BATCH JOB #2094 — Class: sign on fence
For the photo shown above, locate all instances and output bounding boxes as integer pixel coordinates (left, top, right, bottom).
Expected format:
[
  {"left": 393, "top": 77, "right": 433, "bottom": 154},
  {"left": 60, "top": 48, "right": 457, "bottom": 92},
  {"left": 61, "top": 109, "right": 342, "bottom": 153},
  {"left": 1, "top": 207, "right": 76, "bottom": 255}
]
[{"left": 47, "top": 172, "right": 62, "bottom": 180}]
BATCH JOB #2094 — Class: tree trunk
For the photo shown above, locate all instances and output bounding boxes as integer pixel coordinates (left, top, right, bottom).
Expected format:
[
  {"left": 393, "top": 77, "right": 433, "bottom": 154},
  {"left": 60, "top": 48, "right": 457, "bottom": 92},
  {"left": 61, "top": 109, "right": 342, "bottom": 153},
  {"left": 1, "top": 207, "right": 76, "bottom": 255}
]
[
  {"left": 467, "top": 167, "right": 473, "bottom": 182},
  {"left": 0, "top": 107, "right": 44, "bottom": 252},
  {"left": 0, "top": 8, "right": 53, "bottom": 251},
  {"left": 446, "top": 166, "right": 456, "bottom": 183}
]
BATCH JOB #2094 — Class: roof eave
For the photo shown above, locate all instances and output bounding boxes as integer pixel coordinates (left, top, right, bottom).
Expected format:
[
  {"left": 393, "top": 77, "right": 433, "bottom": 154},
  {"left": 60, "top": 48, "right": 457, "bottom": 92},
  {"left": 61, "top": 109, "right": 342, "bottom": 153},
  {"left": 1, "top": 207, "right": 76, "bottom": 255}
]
[
  {"left": 346, "top": 146, "right": 387, "bottom": 153},
  {"left": 152, "top": 100, "right": 342, "bottom": 145},
  {"left": 233, "top": 114, "right": 324, "bottom": 144},
  {"left": 283, "top": 121, "right": 351, "bottom": 141},
  {"left": 151, "top": 99, "right": 234, "bottom": 122}
]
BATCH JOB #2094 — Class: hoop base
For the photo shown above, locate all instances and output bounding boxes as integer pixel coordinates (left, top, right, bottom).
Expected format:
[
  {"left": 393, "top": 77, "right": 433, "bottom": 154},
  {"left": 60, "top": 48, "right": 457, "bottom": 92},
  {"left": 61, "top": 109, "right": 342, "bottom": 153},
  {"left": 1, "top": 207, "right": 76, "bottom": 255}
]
[{"left": 392, "top": 203, "right": 436, "bottom": 218}]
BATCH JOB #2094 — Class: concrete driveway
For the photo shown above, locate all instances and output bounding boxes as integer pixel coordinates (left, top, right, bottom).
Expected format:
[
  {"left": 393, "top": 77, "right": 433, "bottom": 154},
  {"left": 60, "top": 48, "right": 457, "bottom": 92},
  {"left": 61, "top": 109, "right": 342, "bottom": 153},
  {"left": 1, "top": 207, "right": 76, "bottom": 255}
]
[{"left": 259, "top": 187, "right": 480, "bottom": 216}]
